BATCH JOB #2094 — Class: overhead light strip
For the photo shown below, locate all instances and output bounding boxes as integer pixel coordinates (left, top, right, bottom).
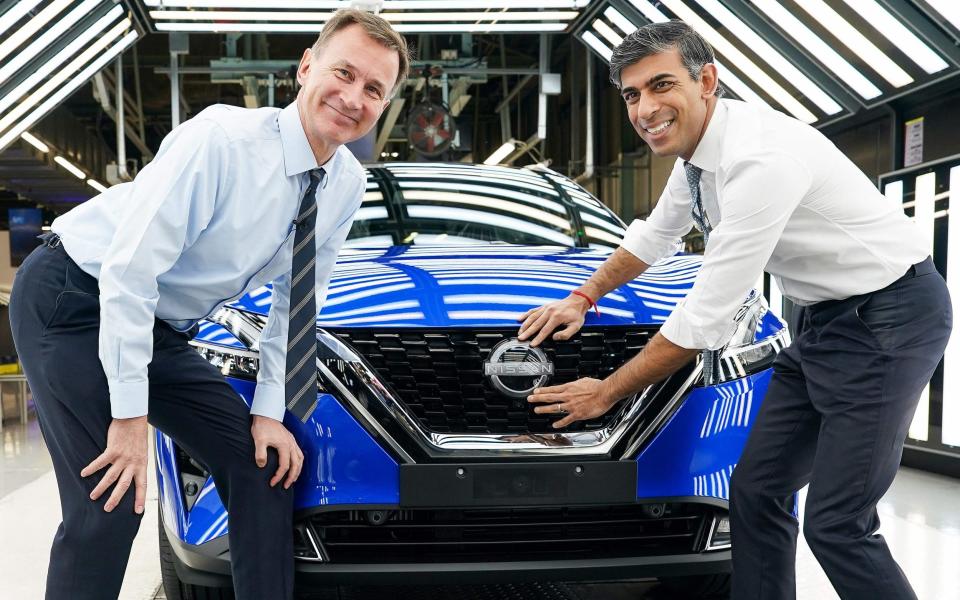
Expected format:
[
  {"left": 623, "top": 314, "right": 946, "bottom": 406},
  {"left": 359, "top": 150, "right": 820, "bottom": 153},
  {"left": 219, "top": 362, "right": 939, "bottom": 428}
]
[
  {"left": 0, "top": 0, "right": 102, "bottom": 86},
  {"left": 0, "top": 30, "right": 139, "bottom": 152},
  {"left": 0, "top": 0, "right": 44, "bottom": 38},
  {"left": 20, "top": 132, "right": 49, "bottom": 153},
  {"left": 54, "top": 155, "right": 87, "bottom": 179},
  {"left": 691, "top": 0, "right": 841, "bottom": 115},
  {"left": 654, "top": 0, "right": 817, "bottom": 123},
  {"left": 581, "top": 31, "right": 613, "bottom": 61},
  {"left": 839, "top": 0, "right": 948, "bottom": 75},
  {"left": 794, "top": 0, "right": 913, "bottom": 88},
  {"left": 924, "top": 0, "right": 960, "bottom": 31},
  {"left": 145, "top": 0, "right": 588, "bottom": 8},
  {"left": 149, "top": 10, "right": 578, "bottom": 21},
  {"left": 87, "top": 179, "right": 108, "bottom": 193},
  {"left": 0, "top": 17, "right": 131, "bottom": 135},
  {"left": 0, "top": 6, "right": 125, "bottom": 115},
  {"left": 592, "top": 20, "right": 623, "bottom": 47},
  {"left": 752, "top": 0, "right": 882, "bottom": 100},
  {"left": 0, "top": 0, "right": 72, "bottom": 63},
  {"left": 603, "top": 6, "right": 637, "bottom": 36},
  {"left": 155, "top": 22, "right": 569, "bottom": 32}
]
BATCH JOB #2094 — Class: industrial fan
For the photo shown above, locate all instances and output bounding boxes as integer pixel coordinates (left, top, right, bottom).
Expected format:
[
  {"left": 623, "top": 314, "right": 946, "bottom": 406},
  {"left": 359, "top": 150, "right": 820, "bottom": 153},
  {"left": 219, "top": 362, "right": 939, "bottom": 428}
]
[{"left": 406, "top": 102, "right": 455, "bottom": 157}]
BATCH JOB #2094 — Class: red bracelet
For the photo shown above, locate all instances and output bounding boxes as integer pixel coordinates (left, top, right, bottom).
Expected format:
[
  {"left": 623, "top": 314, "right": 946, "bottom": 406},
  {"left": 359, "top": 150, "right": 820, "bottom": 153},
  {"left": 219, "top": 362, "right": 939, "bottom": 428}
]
[{"left": 571, "top": 290, "right": 601, "bottom": 317}]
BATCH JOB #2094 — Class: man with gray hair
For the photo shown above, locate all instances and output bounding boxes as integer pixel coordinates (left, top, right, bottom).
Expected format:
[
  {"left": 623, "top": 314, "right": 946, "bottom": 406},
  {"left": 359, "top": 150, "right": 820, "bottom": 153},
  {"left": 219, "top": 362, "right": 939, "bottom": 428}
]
[
  {"left": 10, "top": 8, "right": 409, "bottom": 599},
  {"left": 518, "top": 20, "right": 949, "bottom": 600}
]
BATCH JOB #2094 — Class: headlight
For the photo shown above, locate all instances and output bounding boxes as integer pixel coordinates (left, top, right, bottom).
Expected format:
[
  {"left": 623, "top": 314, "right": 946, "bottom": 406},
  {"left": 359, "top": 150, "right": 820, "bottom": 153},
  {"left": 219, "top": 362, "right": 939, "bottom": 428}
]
[
  {"left": 700, "top": 290, "right": 790, "bottom": 386},
  {"left": 191, "top": 341, "right": 260, "bottom": 380}
]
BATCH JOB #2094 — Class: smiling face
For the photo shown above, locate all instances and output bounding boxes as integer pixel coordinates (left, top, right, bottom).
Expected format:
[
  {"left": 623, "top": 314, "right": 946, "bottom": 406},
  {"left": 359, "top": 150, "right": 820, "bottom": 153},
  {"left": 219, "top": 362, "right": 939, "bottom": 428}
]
[
  {"left": 296, "top": 23, "right": 399, "bottom": 164},
  {"left": 619, "top": 48, "right": 718, "bottom": 161}
]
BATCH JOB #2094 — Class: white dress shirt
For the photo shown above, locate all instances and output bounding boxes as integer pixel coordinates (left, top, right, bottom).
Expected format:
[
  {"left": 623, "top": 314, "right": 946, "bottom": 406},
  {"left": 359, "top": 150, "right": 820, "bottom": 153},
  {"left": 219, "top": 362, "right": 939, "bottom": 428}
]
[
  {"left": 621, "top": 99, "right": 929, "bottom": 351},
  {"left": 52, "top": 102, "right": 366, "bottom": 421}
]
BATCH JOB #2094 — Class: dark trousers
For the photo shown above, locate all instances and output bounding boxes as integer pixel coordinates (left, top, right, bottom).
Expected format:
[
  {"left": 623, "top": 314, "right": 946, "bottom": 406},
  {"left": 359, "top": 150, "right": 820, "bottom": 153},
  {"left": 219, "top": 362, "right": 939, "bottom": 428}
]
[
  {"left": 8, "top": 239, "right": 293, "bottom": 600},
  {"left": 730, "top": 258, "right": 952, "bottom": 600}
]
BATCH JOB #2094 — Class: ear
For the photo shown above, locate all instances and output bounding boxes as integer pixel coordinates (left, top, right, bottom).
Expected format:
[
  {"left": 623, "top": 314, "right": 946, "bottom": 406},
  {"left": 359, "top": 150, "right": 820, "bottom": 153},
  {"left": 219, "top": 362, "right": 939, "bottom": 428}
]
[
  {"left": 296, "top": 48, "right": 313, "bottom": 88},
  {"left": 700, "top": 63, "right": 719, "bottom": 98}
]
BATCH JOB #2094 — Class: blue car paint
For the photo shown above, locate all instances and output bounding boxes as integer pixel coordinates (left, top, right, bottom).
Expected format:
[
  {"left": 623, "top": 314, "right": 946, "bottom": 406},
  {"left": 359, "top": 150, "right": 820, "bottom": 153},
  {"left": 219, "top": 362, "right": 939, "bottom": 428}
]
[{"left": 156, "top": 247, "right": 784, "bottom": 547}]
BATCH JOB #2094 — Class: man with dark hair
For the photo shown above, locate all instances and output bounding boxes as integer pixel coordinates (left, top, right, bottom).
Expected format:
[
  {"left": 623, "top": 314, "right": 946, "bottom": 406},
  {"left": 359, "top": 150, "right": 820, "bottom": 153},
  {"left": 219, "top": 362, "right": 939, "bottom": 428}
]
[
  {"left": 9, "top": 9, "right": 409, "bottom": 600},
  {"left": 518, "top": 20, "right": 949, "bottom": 600}
]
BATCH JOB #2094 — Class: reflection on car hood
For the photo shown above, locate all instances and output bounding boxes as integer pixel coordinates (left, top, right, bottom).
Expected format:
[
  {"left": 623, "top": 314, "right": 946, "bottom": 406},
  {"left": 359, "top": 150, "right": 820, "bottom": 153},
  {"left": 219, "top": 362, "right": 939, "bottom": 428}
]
[{"left": 228, "top": 245, "right": 702, "bottom": 328}]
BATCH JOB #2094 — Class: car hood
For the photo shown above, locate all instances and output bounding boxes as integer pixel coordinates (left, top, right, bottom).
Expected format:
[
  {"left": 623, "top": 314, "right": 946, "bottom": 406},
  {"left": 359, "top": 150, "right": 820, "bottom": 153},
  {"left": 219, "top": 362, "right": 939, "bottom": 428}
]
[{"left": 228, "top": 245, "right": 701, "bottom": 328}]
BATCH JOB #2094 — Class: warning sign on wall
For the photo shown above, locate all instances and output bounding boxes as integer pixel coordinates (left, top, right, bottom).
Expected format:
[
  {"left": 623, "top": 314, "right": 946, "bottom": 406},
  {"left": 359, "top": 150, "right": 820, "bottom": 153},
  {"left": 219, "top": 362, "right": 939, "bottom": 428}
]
[{"left": 904, "top": 117, "right": 924, "bottom": 167}]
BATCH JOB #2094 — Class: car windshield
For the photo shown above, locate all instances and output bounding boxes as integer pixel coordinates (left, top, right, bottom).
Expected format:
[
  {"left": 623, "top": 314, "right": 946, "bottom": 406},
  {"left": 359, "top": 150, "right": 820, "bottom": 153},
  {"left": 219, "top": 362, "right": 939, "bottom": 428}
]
[{"left": 345, "top": 164, "right": 625, "bottom": 250}]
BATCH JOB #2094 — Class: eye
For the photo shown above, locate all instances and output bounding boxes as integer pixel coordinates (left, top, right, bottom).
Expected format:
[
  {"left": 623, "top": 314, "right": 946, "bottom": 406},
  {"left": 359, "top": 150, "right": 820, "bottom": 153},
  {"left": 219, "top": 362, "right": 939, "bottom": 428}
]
[
  {"left": 366, "top": 86, "right": 383, "bottom": 99},
  {"left": 622, "top": 91, "right": 637, "bottom": 103},
  {"left": 335, "top": 68, "right": 351, "bottom": 79},
  {"left": 654, "top": 81, "right": 674, "bottom": 91}
]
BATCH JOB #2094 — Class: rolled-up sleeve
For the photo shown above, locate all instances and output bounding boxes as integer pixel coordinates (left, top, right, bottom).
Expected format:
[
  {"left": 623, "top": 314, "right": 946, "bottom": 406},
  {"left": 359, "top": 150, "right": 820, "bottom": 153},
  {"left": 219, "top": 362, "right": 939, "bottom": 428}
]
[
  {"left": 251, "top": 171, "right": 363, "bottom": 421},
  {"left": 620, "top": 159, "right": 694, "bottom": 264},
  {"left": 659, "top": 152, "right": 811, "bottom": 350},
  {"left": 98, "top": 119, "right": 227, "bottom": 418}
]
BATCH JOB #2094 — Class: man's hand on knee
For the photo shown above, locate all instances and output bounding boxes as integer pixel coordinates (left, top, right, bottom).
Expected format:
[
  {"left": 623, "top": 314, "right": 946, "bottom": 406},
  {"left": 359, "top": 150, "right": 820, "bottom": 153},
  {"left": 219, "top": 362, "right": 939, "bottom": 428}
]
[
  {"left": 81, "top": 415, "right": 149, "bottom": 514},
  {"left": 252, "top": 415, "right": 304, "bottom": 489}
]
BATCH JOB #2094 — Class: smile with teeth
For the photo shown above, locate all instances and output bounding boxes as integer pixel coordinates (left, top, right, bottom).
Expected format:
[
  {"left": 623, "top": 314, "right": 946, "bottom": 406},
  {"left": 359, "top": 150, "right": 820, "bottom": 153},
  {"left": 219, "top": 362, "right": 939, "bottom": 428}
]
[{"left": 645, "top": 120, "right": 673, "bottom": 135}]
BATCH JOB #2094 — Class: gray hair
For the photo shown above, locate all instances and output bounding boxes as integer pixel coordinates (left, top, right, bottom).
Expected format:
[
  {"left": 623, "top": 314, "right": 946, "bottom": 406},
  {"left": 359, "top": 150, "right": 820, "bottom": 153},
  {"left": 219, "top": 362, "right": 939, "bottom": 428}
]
[{"left": 609, "top": 20, "right": 724, "bottom": 97}]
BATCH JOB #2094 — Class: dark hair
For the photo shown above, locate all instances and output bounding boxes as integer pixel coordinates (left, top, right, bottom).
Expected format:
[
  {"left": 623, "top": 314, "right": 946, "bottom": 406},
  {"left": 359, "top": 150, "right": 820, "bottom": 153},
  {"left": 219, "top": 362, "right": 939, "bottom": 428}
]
[{"left": 609, "top": 20, "right": 723, "bottom": 97}]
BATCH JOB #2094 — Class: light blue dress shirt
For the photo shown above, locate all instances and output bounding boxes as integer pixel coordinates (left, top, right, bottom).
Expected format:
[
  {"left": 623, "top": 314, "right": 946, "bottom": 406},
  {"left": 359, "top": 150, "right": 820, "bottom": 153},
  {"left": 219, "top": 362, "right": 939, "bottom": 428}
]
[{"left": 51, "top": 101, "right": 366, "bottom": 421}]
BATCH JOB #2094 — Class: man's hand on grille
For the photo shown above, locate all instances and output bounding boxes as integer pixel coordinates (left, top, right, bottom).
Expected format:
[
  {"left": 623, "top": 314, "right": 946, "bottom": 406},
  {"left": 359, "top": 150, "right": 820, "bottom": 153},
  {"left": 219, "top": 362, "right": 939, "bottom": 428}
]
[
  {"left": 517, "top": 293, "right": 592, "bottom": 347},
  {"left": 527, "top": 377, "right": 617, "bottom": 429}
]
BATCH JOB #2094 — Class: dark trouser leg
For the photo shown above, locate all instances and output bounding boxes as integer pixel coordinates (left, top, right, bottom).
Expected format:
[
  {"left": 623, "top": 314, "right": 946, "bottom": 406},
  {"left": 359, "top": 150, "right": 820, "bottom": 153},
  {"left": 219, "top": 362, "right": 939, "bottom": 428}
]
[
  {"left": 147, "top": 329, "right": 294, "bottom": 600},
  {"left": 9, "top": 243, "right": 294, "bottom": 600},
  {"left": 9, "top": 244, "right": 142, "bottom": 600},
  {"left": 730, "top": 316, "right": 821, "bottom": 600},
  {"left": 800, "top": 267, "right": 950, "bottom": 600}
]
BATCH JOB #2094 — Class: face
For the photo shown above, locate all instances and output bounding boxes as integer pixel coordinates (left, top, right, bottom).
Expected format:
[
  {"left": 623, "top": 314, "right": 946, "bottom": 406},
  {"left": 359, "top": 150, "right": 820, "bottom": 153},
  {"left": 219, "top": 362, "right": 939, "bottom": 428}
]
[
  {"left": 619, "top": 49, "right": 718, "bottom": 160},
  {"left": 296, "top": 23, "right": 399, "bottom": 162}
]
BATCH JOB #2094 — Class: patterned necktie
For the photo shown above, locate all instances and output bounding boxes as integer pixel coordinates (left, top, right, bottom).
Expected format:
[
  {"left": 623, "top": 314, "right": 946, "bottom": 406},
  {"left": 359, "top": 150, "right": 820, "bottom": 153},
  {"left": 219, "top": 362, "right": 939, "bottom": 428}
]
[
  {"left": 683, "top": 162, "right": 720, "bottom": 385},
  {"left": 684, "top": 161, "right": 712, "bottom": 244},
  {"left": 285, "top": 168, "right": 325, "bottom": 422}
]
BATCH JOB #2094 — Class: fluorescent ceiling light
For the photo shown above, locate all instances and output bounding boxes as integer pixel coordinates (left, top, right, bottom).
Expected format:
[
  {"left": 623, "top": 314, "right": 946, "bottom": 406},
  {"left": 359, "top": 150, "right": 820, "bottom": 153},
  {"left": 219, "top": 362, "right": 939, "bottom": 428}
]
[
  {"left": 628, "top": 0, "right": 669, "bottom": 23},
  {"left": 156, "top": 22, "right": 568, "bottom": 32},
  {"left": 795, "top": 0, "right": 912, "bottom": 88},
  {"left": 692, "top": 0, "right": 841, "bottom": 115},
  {"left": 20, "top": 132, "right": 49, "bottom": 153},
  {"left": 54, "top": 156, "right": 86, "bottom": 179},
  {"left": 0, "top": 6, "right": 124, "bottom": 115},
  {"left": 592, "top": 20, "right": 623, "bottom": 47},
  {"left": 0, "top": 0, "right": 72, "bottom": 64},
  {"left": 151, "top": 10, "right": 576, "bottom": 21},
  {"left": 581, "top": 31, "right": 613, "bottom": 61},
  {"left": 603, "top": 7, "right": 637, "bottom": 36},
  {"left": 751, "top": 0, "right": 881, "bottom": 100},
  {"left": 484, "top": 140, "right": 517, "bottom": 165},
  {"left": 87, "top": 179, "right": 108, "bottom": 193},
  {"left": 147, "top": 0, "right": 585, "bottom": 8},
  {"left": 924, "top": 0, "right": 960, "bottom": 30},
  {"left": 659, "top": 0, "right": 817, "bottom": 123},
  {"left": 0, "top": 31, "right": 139, "bottom": 152},
  {"left": 0, "top": 18, "right": 132, "bottom": 136},
  {"left": 840, "top": 0, "right": 948, "bottom": 74},
  {"left": 0, "top": 0, "right": 101, "bottom": 86},
  {"left": 0, "top": 0, "right": 43, "bottom": 38}
]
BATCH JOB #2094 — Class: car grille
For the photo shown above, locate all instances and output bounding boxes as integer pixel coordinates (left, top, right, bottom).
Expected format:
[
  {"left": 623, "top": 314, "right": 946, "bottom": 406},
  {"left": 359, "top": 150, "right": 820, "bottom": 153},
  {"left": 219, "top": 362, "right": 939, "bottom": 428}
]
[
  {"left": 297, "top": 503, "right": 710, "bottom": 564},
  {"left": 327, "top": 328, "right": 655, "bottom": 434}
]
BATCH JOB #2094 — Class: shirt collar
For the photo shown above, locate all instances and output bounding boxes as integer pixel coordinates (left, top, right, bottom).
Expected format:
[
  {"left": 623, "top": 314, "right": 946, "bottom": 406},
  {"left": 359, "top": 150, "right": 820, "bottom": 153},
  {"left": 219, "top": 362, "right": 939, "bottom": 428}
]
[
  {"left": 279, "top": 100, "right": 336, "bottom": 189},
  {"left": 686, "top": 99, "right": 727, "bottom": 173}
]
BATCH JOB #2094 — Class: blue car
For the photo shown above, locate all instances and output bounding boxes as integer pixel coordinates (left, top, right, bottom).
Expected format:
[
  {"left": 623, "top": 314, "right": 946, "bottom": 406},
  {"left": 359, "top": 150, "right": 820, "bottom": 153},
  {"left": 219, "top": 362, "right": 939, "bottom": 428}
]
[{"left": 156, "top": 163, "right": 789, "bottom": 598}]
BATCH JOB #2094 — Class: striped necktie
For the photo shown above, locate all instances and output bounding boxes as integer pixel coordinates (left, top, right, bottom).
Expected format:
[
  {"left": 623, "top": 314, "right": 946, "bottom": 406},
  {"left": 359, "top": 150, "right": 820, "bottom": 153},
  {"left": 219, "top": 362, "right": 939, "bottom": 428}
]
[
  {"left": 684, "top": 161, "right": 712, "bottom": 243},
  {"left": 683, "top": 162, "right": 720, "bottom": 385},
  {"left": 285, "top": 168, "right": 325, "bottom": 422}
]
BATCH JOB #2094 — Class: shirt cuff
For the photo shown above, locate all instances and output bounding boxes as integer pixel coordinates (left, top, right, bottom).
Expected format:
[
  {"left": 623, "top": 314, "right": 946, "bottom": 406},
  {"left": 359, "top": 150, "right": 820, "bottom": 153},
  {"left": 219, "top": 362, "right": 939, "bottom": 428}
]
[
  {"left": 251, "top": 382, "right": 286, "bottom": 422},
  {"left": 620, "top": 219, "right": 679, "bottom": 265},
  {"left": 108, "top": 380, "right": 149, "bottom": 419},
  {"left": 658, "top": 306, "right": 730, "bottom": 351}
]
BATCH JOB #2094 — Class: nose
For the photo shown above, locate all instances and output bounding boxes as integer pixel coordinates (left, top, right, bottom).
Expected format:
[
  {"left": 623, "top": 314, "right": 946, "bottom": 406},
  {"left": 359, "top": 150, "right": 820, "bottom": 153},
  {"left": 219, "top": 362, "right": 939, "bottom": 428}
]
[
  {"left": 635, "top": 93, "right": 660, "bottom": 125},
  {"left": 340, "top": 81, "right": 364, "bottom": 113}
]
